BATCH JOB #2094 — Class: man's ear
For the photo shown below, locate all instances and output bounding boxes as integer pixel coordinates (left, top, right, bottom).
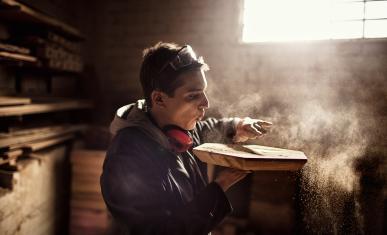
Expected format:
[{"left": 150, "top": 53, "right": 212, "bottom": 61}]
[{"left": 151, "top": 90, "right": 167, "bottom": 108}]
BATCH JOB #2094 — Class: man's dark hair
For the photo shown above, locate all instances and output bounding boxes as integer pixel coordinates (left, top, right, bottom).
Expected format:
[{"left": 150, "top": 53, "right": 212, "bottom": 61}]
[{"left": 139, "top": 42, "right": 205, "bottom": 108}]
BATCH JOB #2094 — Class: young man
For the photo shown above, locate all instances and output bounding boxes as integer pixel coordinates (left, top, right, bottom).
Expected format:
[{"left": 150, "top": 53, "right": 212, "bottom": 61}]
[{"left": 100, "top": 42, "right": 272, "bottom": 235}]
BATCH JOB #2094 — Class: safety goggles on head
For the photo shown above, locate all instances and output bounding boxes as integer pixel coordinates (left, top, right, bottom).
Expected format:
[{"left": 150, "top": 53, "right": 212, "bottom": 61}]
[{"left": 158, "top": 45, "right": 207, "bottom": 74}]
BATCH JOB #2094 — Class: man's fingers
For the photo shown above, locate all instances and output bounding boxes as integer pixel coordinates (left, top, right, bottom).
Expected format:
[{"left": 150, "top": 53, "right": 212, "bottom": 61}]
[
  {"left": 246, "top": 125, "right": 262, "bottom": 138},
  {"left": 235, "top": 118, "right": 273, "bottom": 142},
  {"left": 258, "top": 120, "right": 273, "bottom": 128},
  {"left": 253, "top": 123, "right": 267, "bottom": 134}
]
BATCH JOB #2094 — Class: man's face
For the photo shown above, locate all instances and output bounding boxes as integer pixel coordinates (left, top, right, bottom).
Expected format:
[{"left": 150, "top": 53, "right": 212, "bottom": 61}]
[{"left": 163, "top": 69, "right": 209, "bottom": 130}]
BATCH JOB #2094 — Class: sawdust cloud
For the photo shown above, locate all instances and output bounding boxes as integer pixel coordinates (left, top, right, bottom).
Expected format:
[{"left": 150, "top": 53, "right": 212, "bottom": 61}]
[{"left": 205, "top": 53, "right": 386, "bottom": 233}]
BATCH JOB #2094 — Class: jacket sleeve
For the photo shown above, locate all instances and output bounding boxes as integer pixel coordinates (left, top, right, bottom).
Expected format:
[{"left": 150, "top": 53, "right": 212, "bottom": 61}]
[
  {"left": 100, "top": 129, "right": 232, "bottom": 235},
  {"left": 194, "top": 117, "right": 240, "bottom": 144}
]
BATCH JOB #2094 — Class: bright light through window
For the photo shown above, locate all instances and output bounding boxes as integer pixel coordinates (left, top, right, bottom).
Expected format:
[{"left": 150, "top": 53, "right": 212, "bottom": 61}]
[{"left": 243, "top": 0, "right": 387, "bottom": 42}]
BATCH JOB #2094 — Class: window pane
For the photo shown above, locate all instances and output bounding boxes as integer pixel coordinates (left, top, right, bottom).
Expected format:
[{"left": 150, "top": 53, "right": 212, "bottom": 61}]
[
  {"left": 331, "top": 2, "right": 364, "bottom": 21},
  {"left": 365, "top": 1, "right": 387, "bottom": 19},
  {"left": 330, "top": 20, "right": 363, "bottom": 39},
  {"left": 242, "top": 0, "right": 387, "bottom": 42},
  {"left": 243, "top": 0, "right": 331, "bottom": 42},
  {"left": 364, "top": 19, "right": 387, "bottom": 38}
]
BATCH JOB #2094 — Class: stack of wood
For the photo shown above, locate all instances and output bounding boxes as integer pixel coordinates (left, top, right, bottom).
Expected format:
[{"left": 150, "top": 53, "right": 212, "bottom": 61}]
[
  {"left": 18, "top": 31, "right": 83, "bottom": 72},
  {"left": 0, "top": 96, "right": 90, "bottom": 173},
  {"left": 0, "top": 122, "right": 86, "bottom": 176},
  {"left": 36, "top": 32, "right": 83, "bottom": 72},
  {"left": 70, "top": 150, "right": 110, "bottom": 235}
]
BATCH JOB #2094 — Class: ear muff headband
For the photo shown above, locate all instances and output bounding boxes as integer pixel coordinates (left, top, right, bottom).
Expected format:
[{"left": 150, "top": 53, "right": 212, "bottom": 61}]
[{"left": 162, "top": 125, "right": 193, "bottom": 153}]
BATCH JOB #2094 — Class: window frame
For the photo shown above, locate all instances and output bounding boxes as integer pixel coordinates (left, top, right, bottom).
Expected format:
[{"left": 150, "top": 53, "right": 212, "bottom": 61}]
[{"left": 240, "top": 0, "right": 387, "bottom": 44}]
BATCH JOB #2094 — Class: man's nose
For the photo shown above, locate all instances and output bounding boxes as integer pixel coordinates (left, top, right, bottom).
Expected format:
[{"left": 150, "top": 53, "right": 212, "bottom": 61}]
[{"left": 199, "top": 93, "right": 210, "bottom": 109}]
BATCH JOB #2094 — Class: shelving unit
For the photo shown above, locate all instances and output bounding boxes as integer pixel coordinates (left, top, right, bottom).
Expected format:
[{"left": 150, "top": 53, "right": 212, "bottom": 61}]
[
  {"left": 0, "top": 2, "right": 99, "bottom": 234},
  {"left": 0, "top": 0, "right": 91, "bottom": 169}
]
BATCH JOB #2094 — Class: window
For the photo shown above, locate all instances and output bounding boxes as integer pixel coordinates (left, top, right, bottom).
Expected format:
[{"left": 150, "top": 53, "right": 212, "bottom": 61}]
[{"left": 242, "top": 0, "right": 387, "bottom": 42}]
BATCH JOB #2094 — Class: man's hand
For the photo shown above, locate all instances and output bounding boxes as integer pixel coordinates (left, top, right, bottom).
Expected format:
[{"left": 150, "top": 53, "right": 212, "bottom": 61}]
[
  {"left": 214, "top": 168, "right": 251, "bottom": 192},
  {"left": 233, "top": 117, "right": 273, "bottom": 143}
]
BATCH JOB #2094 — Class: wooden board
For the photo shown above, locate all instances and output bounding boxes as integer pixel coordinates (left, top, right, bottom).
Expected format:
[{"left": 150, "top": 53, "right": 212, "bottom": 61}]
[
  {"left": 0, "top": 42, "right": 30, "bottom": 54},
  {"left": 23, "top": 133, "right": 74, "bottom": 151},
  {"left": 0, "top": 149, "right": 23, "bottom": 165},
  {"left": 1, "top": 149, "right": 23, "bottom": 158},
  {"left": 0, "top": 125, "right": 85, "bottom": 148},
  {"left": 193, "top": 143, "right": 307, "bottom": 171},
  {"left": 0, "top": 51, "right": 37, "bottom": 62},
  {"left": 0, "top": 100, "right": 93, "bottom": 117},
  {"left": 0, "top": 96, "right": 31, "bottom": 106}
]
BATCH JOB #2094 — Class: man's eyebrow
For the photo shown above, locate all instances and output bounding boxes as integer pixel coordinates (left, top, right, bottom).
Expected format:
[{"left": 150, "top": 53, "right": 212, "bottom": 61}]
[{"left": 186, "top": 88, "right": 204, "bottom": 92}]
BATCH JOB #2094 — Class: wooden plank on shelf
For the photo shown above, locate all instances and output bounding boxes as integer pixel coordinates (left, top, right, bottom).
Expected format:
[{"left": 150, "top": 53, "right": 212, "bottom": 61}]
[
  {"left": 0, "top": 149, "right": 23, "bottom": 166},
  {"left": 0, "top": 51, "right": 37, "bottom": 62},
  {"left": 0, "top": 158, "right": 10, "bottom": 165},
  {"left": 193, "top": 143, "right": 308, "bottom": 171},
  {"left": 0, "top": 125, "right": 86, "bottom": 149},
  {"left": 0, "top": 42, "right": 30, "bottom": 54},
  {"left": 0, "top": 0, "right": 83, "bottom": 40},
  {"left": 1, "top": 149, "right": 23, "bottom": 158},
  {"left": 0, "top": 96, "right": 31, "bottom": 106},
  {"left": 0, "top": 100, "right": 93, "bottom": 117},
  {"left": 4, "top": 125, "right": 65, "bottom": 135},
  {"left": 23, "top": 133, "right": 74, "bottom": 151}
]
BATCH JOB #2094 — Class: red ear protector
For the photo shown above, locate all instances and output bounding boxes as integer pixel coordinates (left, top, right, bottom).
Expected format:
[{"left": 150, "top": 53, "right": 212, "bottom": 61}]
[{"left": 162, "top": 125, "right": 193, "bottom": 153}]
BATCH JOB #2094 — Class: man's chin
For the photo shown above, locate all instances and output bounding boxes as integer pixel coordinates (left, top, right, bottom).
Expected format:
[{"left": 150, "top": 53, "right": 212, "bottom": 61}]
[{"left": 185, "top": 121, "right": 198, "bottom": 131}]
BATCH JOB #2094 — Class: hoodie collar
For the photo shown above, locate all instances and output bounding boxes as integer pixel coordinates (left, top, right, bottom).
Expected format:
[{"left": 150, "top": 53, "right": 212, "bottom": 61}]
[{"left": 109, "top": 99, "right": 171, "bottom": 149}]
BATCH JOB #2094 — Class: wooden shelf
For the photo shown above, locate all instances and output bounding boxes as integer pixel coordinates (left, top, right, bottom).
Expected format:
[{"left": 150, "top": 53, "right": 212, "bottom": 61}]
[
  {"left": 0, "top": 0, "right": 84, "bottom": 40},
  {"left": 0, "top": 100, "right": 93, "bottom": 117}
]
